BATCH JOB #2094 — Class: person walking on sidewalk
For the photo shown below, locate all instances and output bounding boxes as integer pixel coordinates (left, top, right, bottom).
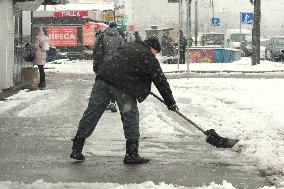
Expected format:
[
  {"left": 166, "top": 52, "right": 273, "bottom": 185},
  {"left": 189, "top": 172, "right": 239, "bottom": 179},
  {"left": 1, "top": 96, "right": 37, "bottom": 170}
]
[
  {"left": 71, "top": 37, "right": 178, "bottom": 164},
  {"left": 93, "top": 22, "right": 125, "bottom": 112},
  {"left": 32, "top": 27, "right": 49, "bottom": 89},
  {"left": 179, "top": 30, "right": 187, "bottom": 64}
]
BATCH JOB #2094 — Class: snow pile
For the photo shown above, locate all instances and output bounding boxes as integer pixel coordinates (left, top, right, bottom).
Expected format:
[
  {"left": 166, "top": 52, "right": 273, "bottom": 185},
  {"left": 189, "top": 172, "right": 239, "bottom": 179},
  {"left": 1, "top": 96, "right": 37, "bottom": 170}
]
[
  {"left": 46, "top": 59, "right": 93, "bottom": 74},
  {"left": 0, "top": 180, "right": 278, "bottom": 189},
  {"left": 158, "top": 57, "right": 284, "bottom": 73},
  {"left": 0, "top": 89, "right": 49, "bottom": 114},
  {"left": 45, "top": 57, "right": 284, "bottom": 75},
  {"left": 168, "top": 78, "right": 284, "bottom": 185}
]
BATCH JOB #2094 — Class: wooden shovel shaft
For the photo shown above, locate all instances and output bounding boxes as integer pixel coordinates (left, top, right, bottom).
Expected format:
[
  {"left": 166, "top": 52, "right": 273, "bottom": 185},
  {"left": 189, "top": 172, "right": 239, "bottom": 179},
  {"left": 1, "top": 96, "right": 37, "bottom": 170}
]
[{"left": 150, "top": 92, "right": 206, "bottom": 134}]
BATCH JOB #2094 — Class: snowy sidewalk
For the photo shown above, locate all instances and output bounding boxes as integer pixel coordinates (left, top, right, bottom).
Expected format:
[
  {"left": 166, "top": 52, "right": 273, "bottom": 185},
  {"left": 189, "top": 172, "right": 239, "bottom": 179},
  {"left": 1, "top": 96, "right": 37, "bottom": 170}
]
[
  {"left": 43, "top": 57, "right": 284, "bottom": 75},
  {"left": 0, "top": 70, "right": 280, "bottom": 189},
  {"left": 1, "top": 57, "right": 284, "bottom": 188}
]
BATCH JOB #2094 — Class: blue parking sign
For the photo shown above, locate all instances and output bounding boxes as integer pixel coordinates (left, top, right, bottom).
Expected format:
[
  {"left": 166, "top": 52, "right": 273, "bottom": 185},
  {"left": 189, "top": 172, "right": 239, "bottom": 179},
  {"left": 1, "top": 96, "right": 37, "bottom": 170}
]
[
  {"left": 211, "top": 18, "right": 220, "bottom": 26},
  {"left": 241, "top": 12, "right": 254, "bottom": 24}
]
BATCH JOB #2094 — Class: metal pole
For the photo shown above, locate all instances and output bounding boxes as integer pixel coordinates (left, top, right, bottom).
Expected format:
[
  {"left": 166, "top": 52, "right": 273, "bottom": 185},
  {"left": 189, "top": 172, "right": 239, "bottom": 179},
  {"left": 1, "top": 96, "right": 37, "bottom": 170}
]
[
  {"left": 187, "top": 0, "right": 192, "bottom": 46},
  {"left": 240, "top": 12, "right": 242, "bottom": 56},
  {"left": 186, "top": 0, "right": 192, "bottom": 80},
  {"left": 194, "top": 0, "right": 198, "bottom": 46},
  {"left": 178, "top": 0, "right": 182, "bottom": 69},
  {"left": 31, "top": 11, "right": 33, "bottom": 42},
  {"left": 180, "top": 0, "right": 183, "bottom": 30},
  {"left": 211, "top": 0, "right": 215, "bottom": 32}
]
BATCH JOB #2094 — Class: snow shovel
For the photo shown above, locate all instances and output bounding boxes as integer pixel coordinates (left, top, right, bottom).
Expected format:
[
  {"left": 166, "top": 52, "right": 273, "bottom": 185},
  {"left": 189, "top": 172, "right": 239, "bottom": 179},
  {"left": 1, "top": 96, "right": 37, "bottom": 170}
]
[{"left": 150, "top": 92, "right": 239, "bottom": 148}]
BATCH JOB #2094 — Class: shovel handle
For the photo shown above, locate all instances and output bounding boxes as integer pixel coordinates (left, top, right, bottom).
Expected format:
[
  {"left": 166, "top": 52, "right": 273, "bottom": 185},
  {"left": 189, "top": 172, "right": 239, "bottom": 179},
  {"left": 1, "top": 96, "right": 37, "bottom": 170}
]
[{"left": 150, "top": 92, "right": 206, "bottom": 134}]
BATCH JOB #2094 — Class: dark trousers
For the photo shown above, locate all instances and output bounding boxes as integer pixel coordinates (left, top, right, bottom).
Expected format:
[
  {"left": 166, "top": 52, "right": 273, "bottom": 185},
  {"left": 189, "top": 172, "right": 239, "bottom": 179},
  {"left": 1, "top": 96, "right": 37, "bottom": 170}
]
[
  {"left": 75, "top": 79, "right": 140, "bottom": 140},
  {"left": 37, "top": 65, "right": 45, "bottom": 84},
  {"left": 179, "top": 50, "right": 186, "bottom": 64}
]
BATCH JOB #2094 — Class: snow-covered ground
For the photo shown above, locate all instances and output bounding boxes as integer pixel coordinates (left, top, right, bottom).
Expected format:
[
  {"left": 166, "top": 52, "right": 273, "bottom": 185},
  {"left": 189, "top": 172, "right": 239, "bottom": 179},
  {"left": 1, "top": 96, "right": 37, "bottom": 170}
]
[
  {"left": 0, "top": 180, "right": 276, "bottom": 189},
  {"left": 43, "top": 57, "right": 284, "bottom": 74},
  {"left": 1, "top": 57, "right": 284, "bottom": 189}
]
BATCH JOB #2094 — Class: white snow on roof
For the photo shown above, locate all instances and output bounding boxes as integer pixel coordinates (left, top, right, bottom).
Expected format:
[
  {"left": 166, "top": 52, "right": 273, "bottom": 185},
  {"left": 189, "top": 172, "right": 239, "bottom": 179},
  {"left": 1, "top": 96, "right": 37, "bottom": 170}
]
[{"left": 37, "top": 3, "right": 114, "bottom": 11}]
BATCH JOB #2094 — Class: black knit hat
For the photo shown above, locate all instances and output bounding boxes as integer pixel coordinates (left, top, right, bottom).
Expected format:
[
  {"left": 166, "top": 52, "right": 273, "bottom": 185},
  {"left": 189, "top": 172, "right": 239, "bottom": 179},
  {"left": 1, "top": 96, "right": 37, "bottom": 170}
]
[
  {"left": 109, "top": 22, "right": 117, "bottom": 28},
  {"left": 143, "top": 36, "right": 161, "bottom": 53}
]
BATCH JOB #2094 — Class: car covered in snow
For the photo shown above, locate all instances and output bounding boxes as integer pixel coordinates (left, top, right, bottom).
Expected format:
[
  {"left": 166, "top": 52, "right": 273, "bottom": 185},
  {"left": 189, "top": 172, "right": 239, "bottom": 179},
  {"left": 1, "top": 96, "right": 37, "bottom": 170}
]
[
  {"left": 260, "top": 38, "right": 270, "bottom": 60},
  {"left": 265, "top": 36, "right": 284, "bottom": 61},
  {"left": 224, "top": 29, "right": 252, "bottom": 50}
]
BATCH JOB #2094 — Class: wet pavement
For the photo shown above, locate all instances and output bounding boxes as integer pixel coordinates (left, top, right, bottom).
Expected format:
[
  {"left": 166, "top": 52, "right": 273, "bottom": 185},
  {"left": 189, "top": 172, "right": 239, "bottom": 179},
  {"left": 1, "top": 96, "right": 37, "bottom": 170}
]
[{"left": 0, "top": 72, "right": 273, "bottom": 188}]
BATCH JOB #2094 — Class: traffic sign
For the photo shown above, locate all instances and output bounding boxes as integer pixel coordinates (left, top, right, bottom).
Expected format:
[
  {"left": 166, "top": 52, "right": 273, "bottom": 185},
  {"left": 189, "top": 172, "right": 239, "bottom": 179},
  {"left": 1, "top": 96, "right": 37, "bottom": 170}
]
[
  {"left": 211, "top": 17, "right": 220, "bottom": 26},
  {"left": 241, "top": 12, "right": 254, "bottom": 24}
]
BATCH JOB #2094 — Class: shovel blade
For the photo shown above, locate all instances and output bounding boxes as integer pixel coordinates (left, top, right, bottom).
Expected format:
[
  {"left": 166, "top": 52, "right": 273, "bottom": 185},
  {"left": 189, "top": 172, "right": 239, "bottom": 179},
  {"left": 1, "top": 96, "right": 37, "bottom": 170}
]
[{"left": 205, "top": 129, "right": 239, "bottom": 148}]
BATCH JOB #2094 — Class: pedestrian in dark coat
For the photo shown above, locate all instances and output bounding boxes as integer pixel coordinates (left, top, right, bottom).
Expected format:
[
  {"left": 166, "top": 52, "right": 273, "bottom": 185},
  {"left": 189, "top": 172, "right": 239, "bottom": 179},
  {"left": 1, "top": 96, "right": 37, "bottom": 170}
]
[
  {"left": 161, "top": 33, "right": 174, "bottom": 57},
  {"left": 179, "top": 30, "right": 187, "bottom": 64},
  {"left": 93, "top": 22, "right": 125, "bottom": 112},
  {"left": 71, "top": 37, "right": 178, "bottom": 164}
]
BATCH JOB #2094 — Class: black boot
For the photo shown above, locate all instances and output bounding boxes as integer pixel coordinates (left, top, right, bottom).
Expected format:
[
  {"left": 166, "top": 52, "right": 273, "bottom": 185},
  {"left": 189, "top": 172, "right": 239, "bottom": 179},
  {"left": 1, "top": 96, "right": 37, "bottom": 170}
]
[
  {"left": 123, "top": 140, "right": 149, "bottom": 164},
  {"left": 38, "top": 82, "right": 46, "bottom": 89},
  {"left": 70, "top": 137, "right": 85, "bottom": 161},
  {"left": 38, "top": 65, "right": 46, "bottom": 89}
]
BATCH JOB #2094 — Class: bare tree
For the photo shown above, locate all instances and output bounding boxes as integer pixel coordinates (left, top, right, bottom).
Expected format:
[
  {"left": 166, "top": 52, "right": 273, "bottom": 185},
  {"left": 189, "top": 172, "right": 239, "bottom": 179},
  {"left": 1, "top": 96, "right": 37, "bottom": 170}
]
[{"left": 251, "top": 0, "right": 261, "bottom": 65}]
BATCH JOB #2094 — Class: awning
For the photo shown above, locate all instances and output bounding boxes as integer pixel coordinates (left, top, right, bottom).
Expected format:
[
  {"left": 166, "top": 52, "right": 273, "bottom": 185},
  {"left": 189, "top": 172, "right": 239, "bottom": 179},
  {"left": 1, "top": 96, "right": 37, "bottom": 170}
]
[
  {"left": 14, "top": 0, "right": 45, "bottom": 11},
  {"left": 13, "top": 0, "right": 66, "bottom": 12}
]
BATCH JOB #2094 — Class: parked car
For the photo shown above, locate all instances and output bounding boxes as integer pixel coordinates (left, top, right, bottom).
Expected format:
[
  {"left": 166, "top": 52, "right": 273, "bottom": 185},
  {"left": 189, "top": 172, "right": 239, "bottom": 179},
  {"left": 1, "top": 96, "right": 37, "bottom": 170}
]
[
  {"left": 260, "top": 38, "right": 270, "bottom": 60},
  {"left": 265, "top": 36, "right": 284, "bottom": 61},
  {"left": 225, "top": 29, "right": 252, "bottom": 50},
  {"left": 201, "top": 33, "right": 224, "bottom": 46}
]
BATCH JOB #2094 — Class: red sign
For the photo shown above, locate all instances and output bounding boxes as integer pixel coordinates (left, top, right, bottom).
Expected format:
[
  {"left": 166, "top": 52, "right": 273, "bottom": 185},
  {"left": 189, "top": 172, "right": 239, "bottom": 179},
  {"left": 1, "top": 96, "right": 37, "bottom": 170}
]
[
  {"left": 48, "top": 26, "right": 78, "bottom": 47},
  {"left": 82, "top": 22, "right": 107, "bottom": 46},
  {"left": 82, "top": 22, "right": 96, "bottom": 46},
  {"left": 54, "top": 11, "right": 88, "bottom": 17}
]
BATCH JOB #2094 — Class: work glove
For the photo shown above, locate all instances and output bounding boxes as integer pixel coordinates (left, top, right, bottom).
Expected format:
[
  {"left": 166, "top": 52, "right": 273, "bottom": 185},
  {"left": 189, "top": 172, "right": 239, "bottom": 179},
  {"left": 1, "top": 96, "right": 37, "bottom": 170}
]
[{"left": 167, "top": 104, "right": 179, "bottom": 112}]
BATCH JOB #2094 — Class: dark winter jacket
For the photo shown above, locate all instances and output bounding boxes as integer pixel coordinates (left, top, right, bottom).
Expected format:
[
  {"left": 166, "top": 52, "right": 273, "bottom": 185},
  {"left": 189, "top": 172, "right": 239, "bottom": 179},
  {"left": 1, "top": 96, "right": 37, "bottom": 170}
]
[
  {"left": 102, "top": 27, "right": 124, "bottom": 60},
  {"left": 93, "top": 27, "right": 124, "bottom": 73},
  {"left": 179, "top": 33, "right": 187, "bottom": 51},
  {"left": 96, "top": 41, "right": 176, "bottom": 107}
]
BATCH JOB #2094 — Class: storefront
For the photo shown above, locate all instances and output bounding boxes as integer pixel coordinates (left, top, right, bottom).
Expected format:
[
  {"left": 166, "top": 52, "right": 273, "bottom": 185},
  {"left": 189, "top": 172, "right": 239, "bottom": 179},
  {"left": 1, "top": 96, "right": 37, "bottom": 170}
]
[{"left": 33, "top": 10, "right": 109, "bottom": 59}]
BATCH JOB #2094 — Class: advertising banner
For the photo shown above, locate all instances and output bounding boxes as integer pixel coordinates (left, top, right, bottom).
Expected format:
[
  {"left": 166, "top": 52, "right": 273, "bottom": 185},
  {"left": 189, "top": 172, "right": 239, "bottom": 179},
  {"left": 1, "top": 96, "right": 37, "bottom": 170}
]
[
  {"left": 48, "top": 26, "right": 77, "bottom": 47},
  {"left": 82, "top": 22, "right": 95, "bottom": 46}
]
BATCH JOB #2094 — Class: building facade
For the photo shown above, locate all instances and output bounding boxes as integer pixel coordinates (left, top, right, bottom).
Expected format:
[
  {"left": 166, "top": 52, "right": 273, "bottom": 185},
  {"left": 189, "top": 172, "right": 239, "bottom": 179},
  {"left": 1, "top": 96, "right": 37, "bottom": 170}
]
[
  {"left": 0, "top": 0, "right": 59, "bottom": 92},
  {"left": 0, "top": 0, "right": 14, "bottom": 92}
]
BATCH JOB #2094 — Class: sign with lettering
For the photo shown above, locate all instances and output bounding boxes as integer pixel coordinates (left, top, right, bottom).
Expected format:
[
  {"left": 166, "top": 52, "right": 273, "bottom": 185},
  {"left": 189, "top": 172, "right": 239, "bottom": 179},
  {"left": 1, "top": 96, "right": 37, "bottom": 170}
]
[
  {"left": 54, "top": 11, "right": 88, "bottom": 17},
  {"left": 48, "top": 26, "right": 77, "bottom": 46}
]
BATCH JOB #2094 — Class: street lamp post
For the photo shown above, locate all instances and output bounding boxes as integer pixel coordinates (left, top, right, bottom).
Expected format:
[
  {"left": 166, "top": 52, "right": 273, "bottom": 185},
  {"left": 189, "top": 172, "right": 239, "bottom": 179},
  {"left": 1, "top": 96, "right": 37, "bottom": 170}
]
[{"left": 194, "top": 0, "right": 198, "bottom": 46}]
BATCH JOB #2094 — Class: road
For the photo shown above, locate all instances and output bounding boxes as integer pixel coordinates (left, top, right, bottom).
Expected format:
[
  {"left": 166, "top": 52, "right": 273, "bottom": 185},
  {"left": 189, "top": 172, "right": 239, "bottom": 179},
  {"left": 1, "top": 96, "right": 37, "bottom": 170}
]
[{"left": 0, "top": 72, "right": 274, "bottom": 188}]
